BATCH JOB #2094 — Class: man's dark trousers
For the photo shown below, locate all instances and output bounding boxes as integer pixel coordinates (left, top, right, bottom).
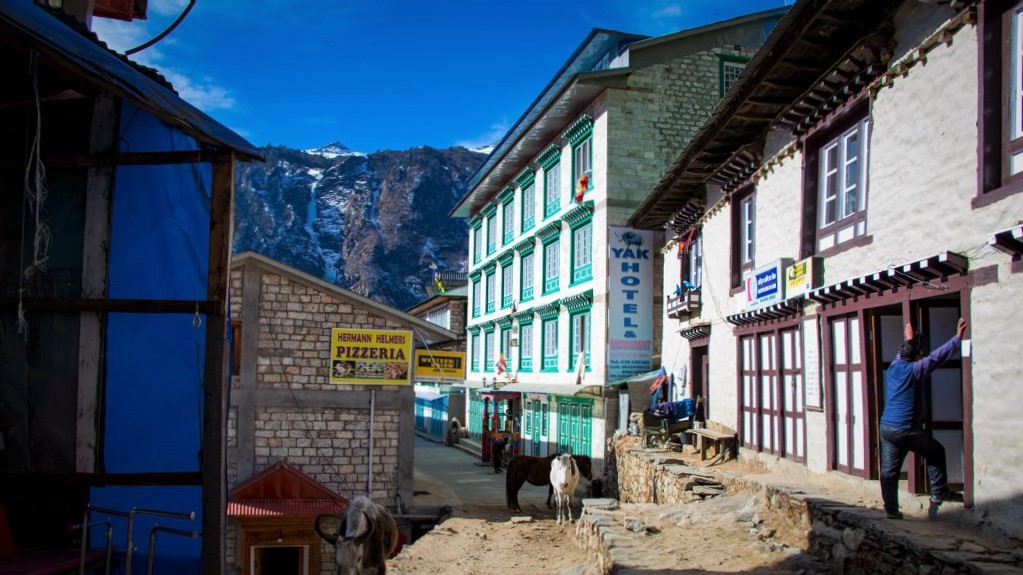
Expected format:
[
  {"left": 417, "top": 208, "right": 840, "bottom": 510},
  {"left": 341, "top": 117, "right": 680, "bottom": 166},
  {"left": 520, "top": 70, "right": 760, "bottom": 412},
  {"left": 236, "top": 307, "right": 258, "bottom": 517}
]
[{"left": 880, "top": 424, "right": 948, "bottom": 513}]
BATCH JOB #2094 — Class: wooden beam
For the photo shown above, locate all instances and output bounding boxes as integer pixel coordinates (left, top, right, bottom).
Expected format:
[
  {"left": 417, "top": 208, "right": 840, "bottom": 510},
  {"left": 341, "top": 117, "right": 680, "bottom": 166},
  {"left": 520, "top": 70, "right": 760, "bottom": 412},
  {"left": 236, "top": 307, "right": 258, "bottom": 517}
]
[
  {"left": 201, "top": 151, "right": 234, "bottom": 575},
  {"left": 77, "top": 92, "right": 116, "bottom": 474},
  {"left": 2, "top": 297, "right": 222, "bottom": 314}
]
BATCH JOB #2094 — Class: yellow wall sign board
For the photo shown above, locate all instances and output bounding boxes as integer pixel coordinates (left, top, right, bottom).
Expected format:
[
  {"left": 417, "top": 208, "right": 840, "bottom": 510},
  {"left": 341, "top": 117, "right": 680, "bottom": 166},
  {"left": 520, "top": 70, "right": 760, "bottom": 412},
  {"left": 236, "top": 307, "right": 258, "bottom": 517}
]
[
  {"left": 413, "top": 350, "right": 466, "bottom": 382},
  {"left": 330, "top": 328, "right": 412, "bottom": 385}
]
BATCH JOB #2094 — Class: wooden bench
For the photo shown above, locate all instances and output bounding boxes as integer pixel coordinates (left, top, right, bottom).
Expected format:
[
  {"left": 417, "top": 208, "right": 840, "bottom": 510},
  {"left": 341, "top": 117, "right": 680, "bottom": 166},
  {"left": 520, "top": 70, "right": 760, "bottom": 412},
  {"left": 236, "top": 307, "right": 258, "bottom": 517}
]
[{"left": 685, "top": 427, "right": 735, "bottom": 461}]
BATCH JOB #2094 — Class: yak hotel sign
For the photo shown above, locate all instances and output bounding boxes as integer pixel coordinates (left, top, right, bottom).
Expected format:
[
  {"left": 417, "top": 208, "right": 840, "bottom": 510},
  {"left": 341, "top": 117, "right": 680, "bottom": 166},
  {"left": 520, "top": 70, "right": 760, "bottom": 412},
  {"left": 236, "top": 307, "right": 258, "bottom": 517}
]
[
  {"left": 608, "top": 227, "right": 654, "bottom": 380},
  {"left": 330, "top": 328, "right": 412, "bottom": 385}
]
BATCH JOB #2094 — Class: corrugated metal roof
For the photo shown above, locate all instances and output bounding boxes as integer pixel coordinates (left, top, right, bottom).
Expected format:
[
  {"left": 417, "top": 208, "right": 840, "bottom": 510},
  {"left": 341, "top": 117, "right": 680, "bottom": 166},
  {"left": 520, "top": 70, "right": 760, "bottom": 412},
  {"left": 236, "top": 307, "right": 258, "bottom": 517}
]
[
  {"left": 0, "top": 3, "right": 262, "bottom": 160},
  {"left": 227, "top": 498, "right": 347, "bottom": 517}
]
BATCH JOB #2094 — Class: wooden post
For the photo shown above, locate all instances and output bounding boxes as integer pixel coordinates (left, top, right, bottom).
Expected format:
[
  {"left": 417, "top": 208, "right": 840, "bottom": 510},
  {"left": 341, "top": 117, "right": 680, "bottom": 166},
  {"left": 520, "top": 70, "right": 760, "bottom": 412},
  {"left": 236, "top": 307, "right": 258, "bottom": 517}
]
[
  {"left": 201, "top": 152, "right": 234, "bottom": 575},
  {"left": 77, "top": 93, "right": 117, "bottom": 473}
]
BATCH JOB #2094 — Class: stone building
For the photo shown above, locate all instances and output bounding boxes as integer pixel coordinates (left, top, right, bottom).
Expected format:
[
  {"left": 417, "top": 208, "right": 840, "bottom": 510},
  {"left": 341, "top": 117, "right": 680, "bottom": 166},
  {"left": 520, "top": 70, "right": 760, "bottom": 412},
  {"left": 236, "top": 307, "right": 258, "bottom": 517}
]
[
  {"left": 226, "top": 251, "right": 457, "bottom": 574},
  {"left": 631, "top": 0, "right": 1023, "bottom": 539},
  {"left": 451, "top": 8, "right": 786, "bottom": 474}
]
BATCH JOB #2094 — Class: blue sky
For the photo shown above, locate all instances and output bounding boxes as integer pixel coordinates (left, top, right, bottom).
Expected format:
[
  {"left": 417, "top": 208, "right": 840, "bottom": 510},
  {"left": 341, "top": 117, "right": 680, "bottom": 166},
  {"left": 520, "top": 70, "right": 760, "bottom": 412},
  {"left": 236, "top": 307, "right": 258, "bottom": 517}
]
[{"left": 94, "top": 0, "right": 789, "bottom": 153}]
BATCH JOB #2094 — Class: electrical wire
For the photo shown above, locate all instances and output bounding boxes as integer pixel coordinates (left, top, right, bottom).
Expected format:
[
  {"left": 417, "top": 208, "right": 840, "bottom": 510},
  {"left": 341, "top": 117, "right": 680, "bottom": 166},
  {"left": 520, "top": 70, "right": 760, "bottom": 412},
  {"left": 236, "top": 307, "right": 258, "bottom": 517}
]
[{"left": 125, "top": 0, "right": 197, "bottom": 56}]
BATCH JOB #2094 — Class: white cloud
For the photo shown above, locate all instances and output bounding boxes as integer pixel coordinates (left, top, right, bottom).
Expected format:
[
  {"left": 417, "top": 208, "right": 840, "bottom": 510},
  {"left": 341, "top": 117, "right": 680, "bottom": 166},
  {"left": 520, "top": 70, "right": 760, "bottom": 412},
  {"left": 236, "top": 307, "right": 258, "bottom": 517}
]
[
  {"left": 149, "top": 0, "right": 192, "bottom": 17},
  {"left": 651, "top": 4, "right": 683, "bottom": 18},
  {"left": 91, "top": 16, "right": 235, "bottom": 113},
  {"left": 456, "top": 120, "right": 510, "bottom": 150},
  {"left": 160, "top": 69, "right": 236, "bottom": 111}
]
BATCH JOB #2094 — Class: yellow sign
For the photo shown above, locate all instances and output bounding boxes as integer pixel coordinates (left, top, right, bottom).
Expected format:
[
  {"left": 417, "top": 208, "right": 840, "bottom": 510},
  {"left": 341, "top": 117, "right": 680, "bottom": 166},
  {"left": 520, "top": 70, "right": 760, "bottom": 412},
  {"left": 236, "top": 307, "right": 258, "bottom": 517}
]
[
  {"left": 330, "top": 328, "right": 412, "bottom": 385},
  {"left": 785, "top": 257, "right": 816, "bottom": 298},
  {"left": 413, "top": 350, "right": 466, "bottom": 382}
]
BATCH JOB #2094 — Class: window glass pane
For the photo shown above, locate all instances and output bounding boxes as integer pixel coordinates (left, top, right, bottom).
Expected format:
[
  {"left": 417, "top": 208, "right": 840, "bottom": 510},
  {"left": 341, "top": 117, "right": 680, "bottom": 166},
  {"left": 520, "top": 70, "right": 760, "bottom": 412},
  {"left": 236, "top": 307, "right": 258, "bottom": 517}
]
[
  {"left": 473, "top": 228, "right": 482, "bottom": 261},
  {"left": 545, "top": 166, "right": 560, "bottom": 205},
  {"left": 503, "top": 203, "right": 514, "bottom": 240},
  {"left": 1013, "top": 7, "right": 1023, "bottom": 139},
  {"left": 520, "top": 324, "right": 532, "bottom": 359},
  {"left": 522, "top": 184, "right": 535, "bottom": 230}
]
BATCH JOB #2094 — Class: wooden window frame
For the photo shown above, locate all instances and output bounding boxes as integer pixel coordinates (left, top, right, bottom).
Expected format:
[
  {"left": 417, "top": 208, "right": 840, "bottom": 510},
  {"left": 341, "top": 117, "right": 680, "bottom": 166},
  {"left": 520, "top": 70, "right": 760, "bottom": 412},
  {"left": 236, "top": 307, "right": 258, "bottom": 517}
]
[
  {"left": 976, "top": 0, "right": 1023, "bottom": 207},
  {"left": 518, "top": 321, "right": 533, "bottom": 372},
  {"left": 541, "top": 318, "right": 558, "bottom": 372},
  {"left": 544, "top": 162, "right": 561, "bottom": 219},
  {"left": 570, "top": 220, "right": 592, "bottom": 285},
  {"left": 520, "top": 252, "right": 535, "bottom": 302},
  {"left": 800, "top": 104, "right": 871, "bottom": 258},
  {"left": 570, "top": 309, "right": 592, "bottom": 371},
  {"left": 521, "top": 182, "right": 536, "bottom": 232},
  {"left": 542, "top": 238, "right": 560, "bottom": 295},
  {"left": 729, "top": 186, "right": 755, "bottom": 291}
]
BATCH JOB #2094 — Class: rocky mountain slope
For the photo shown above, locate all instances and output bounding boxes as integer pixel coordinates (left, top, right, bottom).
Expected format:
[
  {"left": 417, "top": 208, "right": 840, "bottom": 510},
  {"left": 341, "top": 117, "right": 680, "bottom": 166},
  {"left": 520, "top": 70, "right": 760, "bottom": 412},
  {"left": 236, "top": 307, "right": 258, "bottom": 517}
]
[{"left": 233, "top": 143, "right": 486, "bottom": 310}]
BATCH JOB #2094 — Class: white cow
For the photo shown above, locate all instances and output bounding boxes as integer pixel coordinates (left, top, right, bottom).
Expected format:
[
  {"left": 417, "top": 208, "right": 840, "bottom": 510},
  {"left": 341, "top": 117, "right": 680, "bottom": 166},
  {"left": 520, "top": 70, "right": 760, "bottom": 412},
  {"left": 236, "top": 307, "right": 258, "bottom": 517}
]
[{"left": 549, "top": 453, "right": 580, "bottom": 525}]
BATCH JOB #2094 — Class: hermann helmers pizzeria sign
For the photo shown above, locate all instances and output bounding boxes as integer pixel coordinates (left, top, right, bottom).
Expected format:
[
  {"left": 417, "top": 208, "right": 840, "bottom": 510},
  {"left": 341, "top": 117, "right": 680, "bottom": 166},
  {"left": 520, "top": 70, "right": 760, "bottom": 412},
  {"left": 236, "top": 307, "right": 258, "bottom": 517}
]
[{"left": 330, "top": 328, "right": 413, "bottom": 385}]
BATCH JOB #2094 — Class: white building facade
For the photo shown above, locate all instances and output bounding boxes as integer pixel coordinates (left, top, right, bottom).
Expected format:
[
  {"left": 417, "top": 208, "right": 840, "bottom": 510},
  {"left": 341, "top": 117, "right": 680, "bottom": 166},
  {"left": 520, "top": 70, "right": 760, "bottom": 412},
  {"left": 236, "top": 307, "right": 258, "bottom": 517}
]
[
  {"left": 634, "top": 0, "right": 1023, "bottom": 538},
  {"left": 453, "top": 10, "right": 787, "bottom": 473}
]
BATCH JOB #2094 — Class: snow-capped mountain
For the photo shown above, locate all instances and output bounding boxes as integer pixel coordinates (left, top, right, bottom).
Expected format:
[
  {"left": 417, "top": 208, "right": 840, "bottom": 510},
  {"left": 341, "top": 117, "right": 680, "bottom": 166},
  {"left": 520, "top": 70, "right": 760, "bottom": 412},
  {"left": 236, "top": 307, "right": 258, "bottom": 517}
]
[
  {"left": 303, "top": 141, "right": 366, "bottom": 159},
  {"left": 233, "top": 144, "right": 485, "bottom": 310}
]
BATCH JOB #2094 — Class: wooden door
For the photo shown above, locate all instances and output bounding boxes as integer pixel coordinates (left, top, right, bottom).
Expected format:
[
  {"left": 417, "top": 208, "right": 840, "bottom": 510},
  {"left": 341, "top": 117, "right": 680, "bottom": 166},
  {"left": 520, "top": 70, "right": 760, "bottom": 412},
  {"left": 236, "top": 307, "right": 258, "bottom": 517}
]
[
  {"left": 759, "top": 332, "right": 780, "bottom": 454},
  {"left": 780, "top": 327, "right": 806, "bottom": 462},
  {"left": 740, "top": 336, "right": 758, "bottom": 448},
  {"left": 831, "top": 314, "right": 867, "bottom": 476},
  {"left": 912, "top": 299, "right": 965, "bottom": 492},
  {"left": 691, "top": 345, "right": 709, "bottom": 422}
]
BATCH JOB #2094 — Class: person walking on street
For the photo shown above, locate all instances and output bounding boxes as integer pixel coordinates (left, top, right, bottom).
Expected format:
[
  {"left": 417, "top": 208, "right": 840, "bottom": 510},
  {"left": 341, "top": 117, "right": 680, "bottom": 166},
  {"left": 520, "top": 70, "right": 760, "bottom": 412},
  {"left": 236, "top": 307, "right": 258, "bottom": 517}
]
[
  {"left": 492, "top": 434, "right": 507, "bottom": 474},
  {"left": 880, "top": 318, "right": 966, "bottom": 520}
]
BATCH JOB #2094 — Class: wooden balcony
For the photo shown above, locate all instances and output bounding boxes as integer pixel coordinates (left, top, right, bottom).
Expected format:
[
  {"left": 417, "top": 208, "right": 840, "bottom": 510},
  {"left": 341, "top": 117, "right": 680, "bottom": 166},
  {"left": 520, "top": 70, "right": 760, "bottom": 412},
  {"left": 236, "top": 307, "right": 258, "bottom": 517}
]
[{"left": 666, "top": 289, "right": 701, "bottom": 319}]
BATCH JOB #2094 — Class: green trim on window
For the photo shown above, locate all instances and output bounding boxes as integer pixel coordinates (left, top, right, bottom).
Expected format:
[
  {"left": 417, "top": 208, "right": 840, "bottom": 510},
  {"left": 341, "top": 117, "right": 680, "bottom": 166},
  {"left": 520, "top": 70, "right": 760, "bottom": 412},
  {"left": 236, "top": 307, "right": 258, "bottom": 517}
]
[
  {"left": 562, "top": 290, "right": 592, "bottom": 313},
  {"left": 513, "top": 237, "right": 535, "bottom": 255},
  {"left": 536, "top": 220, "right": 561, "bottom": 243},
  {"left": 520, "top": 251, "right": 535, "bottom": 303},
  {"left": 512, "top": 309, "right": 534, "bottom": 323},
  {"left": 718, "top": 54, "right": 750, "bottom": 97},
  {"left": 497, "top": 187, "right": 514, "bottom": 204},
  {"left": 515, "top": 168, "right": 536, "bottom": 189},
  {"left": 470, "top": 216, "right": 482, "bottom": 229},
  {"left": 544, "top": 164, "right": 561, "bottom": 220},
  {"left": 536, "top": 143, "right": 562, "bottom": 169},
  {"left": 494, "top": 315, "right": 512, "bottom": 328},
  {"left": 536, "top": 300, "right": 561, "bottom": 320},
  {"left": 540, "top": 317, "right": 559, "bottom": 372},
  {"left": 562, "top": 114, "right": 594, "bottom": 145},
  {"left": 480, "top": 202, "right": 498, "bottom": 217},
  {"left": 562, "top": 201, "right": 593, "bottom": 229},
  {"left": 468, "top": 270, "right": 482, "bottom": 282},
  {"left": 542, "top": 237, "right": 560, "bottom": 295},
  {"left": 498, "top": 252, "right": 514, "bottom": 268},
  {"left": 569, "top": 308, "right": 592, "bottom": 372},
  {"left": 482, "top": 263, "right": 497, "bottom": 275},
  {"left": 571, "top": 136, "right": 594, "bottom": 197},
  {"left": 570, "top": 221, "right": 592, "bottom": 285}
]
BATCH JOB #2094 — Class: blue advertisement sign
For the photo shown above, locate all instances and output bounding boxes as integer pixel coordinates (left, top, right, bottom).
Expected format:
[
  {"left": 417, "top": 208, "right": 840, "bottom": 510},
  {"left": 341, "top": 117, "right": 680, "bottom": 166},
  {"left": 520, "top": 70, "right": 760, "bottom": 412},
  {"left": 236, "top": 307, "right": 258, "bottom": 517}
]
[{"left": 744, "top": 259, "right": 789, "bottom": 310}]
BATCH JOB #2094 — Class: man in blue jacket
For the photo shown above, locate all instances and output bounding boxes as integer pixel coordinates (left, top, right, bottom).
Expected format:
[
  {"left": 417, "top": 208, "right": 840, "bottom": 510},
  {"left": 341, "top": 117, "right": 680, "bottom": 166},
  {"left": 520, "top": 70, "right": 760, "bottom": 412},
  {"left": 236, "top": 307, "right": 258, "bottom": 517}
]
[{"left": 880, "top": 318, "right": 966, "bottom": 520}]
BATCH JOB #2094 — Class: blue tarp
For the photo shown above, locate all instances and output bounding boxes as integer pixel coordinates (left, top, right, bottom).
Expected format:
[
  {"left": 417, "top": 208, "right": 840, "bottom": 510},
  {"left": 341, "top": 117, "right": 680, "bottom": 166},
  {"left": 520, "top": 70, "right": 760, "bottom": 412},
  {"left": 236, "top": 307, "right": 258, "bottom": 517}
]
[{"left": 90, "top": 101, "right": 212, "bottom": 573}]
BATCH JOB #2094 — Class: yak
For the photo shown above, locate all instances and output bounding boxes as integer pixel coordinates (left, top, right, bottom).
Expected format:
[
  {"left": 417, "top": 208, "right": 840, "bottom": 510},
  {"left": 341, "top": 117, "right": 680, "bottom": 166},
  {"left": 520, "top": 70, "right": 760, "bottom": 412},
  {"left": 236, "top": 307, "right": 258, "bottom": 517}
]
[
  {"left": 549, "top": 453, "right": 581, "bottom": 524},
  {"left": 316, "top": 496, "right": 399, "bottom": 575}
]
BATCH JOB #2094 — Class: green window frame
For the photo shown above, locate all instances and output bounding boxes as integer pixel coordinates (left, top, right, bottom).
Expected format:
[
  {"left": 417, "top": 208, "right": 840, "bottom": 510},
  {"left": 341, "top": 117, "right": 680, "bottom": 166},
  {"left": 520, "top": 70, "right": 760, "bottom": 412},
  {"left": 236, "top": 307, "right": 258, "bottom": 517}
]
[
  {"left": 571, "top": 221, "right": 592, "bottom": 284},
  {"left": 543, "top": 239, "right": 560, "bottom": 294},
  {"left": 520, "top": 252, "right": 534, "bottom": 302},
  {"left": 501, "top": 263, "right": 513, "bottom": 308},
  {"left": 541, "top": 318, "right": 558, "bottom": 372},
  {"left": 500, "top": 326, "right": 511, "bottom": 360},
  {"left": 483, "top": 328, "right": 495, "bottom": 372},
  {"left": 486, "top": 214, "right": 497, "bottom": 255},
  {"left": 471, "top": 279, "right": 481, "bottom": 318},
  {"left": 719, "top": 54, "right": 750, "bottom": 97},
  {"left": 472, "top": 223, "right": 483, "bottom": 264},
  {"left": 518, "top": 321, "right": 533, "bottom": 372},
  {"left": 470, "top": 331, "right": 480, "bottom": 372},
  {"left": 502, "top": 201, "right": 514, "bottom": 245},
  {"left": 485, "top": 269, "right": 496, "bottom": 314},
  {"left": 521, "top": 182, "right": 535, "bottom": 232},
  {"left": 570, "top": 309, "right": 592, "bottom": 371},
  {"left": 544, "top": 163, "right": 561, "bottom": 219}
]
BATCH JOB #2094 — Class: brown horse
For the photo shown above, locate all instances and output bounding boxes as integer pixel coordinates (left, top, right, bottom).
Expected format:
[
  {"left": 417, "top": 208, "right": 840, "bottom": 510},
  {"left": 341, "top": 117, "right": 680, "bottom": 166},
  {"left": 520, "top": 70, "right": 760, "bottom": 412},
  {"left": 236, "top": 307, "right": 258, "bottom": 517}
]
[{"left": 506, "top": 453, "right": 592, "bottom": 511}]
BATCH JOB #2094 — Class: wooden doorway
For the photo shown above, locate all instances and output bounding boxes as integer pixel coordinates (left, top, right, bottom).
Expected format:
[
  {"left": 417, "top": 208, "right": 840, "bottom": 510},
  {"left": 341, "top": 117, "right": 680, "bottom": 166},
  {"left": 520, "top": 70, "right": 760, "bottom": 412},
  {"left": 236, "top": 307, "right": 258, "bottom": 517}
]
[{"left": 690, "top": 344, "right": 709, "bottom": 422}]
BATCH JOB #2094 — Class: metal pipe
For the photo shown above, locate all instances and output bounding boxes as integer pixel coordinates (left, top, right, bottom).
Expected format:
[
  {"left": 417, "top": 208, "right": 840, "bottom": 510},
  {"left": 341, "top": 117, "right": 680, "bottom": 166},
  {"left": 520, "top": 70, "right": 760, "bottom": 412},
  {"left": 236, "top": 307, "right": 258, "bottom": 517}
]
[
  {"left": 104, "top": 523, "right": 114, "bottom": 575},
  {"left": 125, "top": 509, "right": 136, "bottom": 575},
  {"left": 76, "top": 519, "right": 111, "bottom": 575},
  {"left": 146, "top": 525, "right": 199, "bottom": 575},
  {"left": 133, "top": 508, "right": 195, "bottom": 521},
  {"left": 368, "top": 389, "right": 376, "bottom": 496}
]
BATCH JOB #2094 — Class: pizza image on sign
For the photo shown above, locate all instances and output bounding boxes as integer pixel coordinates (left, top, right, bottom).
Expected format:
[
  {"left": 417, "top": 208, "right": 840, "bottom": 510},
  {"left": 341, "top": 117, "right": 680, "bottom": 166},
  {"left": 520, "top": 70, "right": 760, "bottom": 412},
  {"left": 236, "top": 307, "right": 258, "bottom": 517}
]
[{"left": 329, "top": 328, "right": 413, "bottom": 385}]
